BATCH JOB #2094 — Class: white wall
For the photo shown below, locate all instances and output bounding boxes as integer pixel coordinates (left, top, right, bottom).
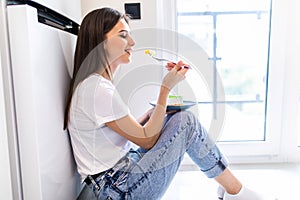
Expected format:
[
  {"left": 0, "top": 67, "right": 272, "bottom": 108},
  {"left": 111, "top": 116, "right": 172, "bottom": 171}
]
[
  {"left": 278, "top": 0, "right": 300, "bottom": 162},
  {"left": 81, "top": 0, "right": 158, "bottom": 28}
]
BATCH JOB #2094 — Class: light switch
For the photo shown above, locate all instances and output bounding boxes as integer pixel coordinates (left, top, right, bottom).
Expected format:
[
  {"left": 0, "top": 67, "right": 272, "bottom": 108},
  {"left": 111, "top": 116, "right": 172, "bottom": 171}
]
[{"left": 125, "top": 3, "right": 141, "bottom": 19}]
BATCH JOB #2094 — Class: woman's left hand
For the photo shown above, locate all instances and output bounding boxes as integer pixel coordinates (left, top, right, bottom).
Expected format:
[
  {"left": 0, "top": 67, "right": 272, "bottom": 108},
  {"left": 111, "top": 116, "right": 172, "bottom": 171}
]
[
  {"left": 166, "top": 62, "right": 190, "bottom": 71},
  {"left": 166, "top": 109, "right": 180, "bottom": 115}
]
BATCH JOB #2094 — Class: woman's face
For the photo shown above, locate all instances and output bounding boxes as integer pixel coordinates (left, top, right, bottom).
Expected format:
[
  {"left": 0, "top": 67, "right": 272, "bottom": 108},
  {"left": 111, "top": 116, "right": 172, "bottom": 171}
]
[{"left": 105, "top": 18, "right": 135, "bottom": 73}]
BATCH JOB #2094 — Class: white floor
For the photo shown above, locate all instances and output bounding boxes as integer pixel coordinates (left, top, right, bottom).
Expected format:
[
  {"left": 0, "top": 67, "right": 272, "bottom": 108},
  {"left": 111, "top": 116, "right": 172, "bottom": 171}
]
[{"left": 162, "top": 163, "right": 300, "bottom": 200}]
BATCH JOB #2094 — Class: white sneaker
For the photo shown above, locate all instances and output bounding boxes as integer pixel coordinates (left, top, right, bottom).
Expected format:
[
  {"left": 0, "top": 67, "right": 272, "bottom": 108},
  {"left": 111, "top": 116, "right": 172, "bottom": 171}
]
[{"left": 223, "top": 186, "right": 276, "bottom": 200}]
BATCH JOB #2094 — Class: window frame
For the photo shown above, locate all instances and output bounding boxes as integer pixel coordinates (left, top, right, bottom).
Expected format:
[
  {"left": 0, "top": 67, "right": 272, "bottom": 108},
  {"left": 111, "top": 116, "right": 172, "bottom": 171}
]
[{"left": 159, "top": 0, "right": 300, "bottom": 163}]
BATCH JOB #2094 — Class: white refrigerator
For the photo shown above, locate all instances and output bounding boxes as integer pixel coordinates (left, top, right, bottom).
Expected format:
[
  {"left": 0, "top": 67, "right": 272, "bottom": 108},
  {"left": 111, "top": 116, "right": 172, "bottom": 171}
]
[{"left": 0, "top": 0, "right": 82, "bottom": 199}]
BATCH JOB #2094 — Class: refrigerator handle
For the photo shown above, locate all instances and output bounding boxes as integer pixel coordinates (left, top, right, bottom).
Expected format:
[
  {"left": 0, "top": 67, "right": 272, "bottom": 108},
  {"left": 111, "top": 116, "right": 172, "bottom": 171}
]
[{"left": 7, "top": 0, "right": 79, "bottom": 35}]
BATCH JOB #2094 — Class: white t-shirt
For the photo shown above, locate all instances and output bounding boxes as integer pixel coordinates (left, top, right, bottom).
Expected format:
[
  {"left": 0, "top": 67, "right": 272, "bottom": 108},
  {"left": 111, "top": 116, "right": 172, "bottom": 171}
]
[{"left": 68, "top": 74, "right": 131, "bottom": 181}]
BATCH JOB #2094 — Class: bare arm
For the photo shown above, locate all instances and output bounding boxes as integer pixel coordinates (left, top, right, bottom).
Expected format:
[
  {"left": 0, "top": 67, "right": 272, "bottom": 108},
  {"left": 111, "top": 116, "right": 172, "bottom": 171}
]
[{"left": 106, "top": 86, "right": 169, "bottom": 149}]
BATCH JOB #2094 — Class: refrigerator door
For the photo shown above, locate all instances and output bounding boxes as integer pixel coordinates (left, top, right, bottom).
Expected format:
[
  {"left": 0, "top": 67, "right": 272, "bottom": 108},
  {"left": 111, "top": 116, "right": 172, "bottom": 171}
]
[
  {"left": 7, "top": 4, "right": 80, "bottom": 200},
  {"left": 0, "top": 48, "right": 14, "bottom": 200}
]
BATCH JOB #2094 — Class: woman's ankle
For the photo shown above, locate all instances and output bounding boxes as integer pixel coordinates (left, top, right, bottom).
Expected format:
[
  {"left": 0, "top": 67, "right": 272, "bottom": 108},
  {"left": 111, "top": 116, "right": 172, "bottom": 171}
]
[
  {"left": 215, "top": 168, "right": 242, "bottom": 195},
  {"left": 225, "top": 183, "right": 242, "bottom": 195}
]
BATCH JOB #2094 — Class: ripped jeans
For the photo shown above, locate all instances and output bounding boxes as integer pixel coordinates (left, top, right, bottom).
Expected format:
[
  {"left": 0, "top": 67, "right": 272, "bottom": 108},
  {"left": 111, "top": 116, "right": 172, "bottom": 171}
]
[{"left": 89, "top": 111, "right": 228, "bottom": 200}]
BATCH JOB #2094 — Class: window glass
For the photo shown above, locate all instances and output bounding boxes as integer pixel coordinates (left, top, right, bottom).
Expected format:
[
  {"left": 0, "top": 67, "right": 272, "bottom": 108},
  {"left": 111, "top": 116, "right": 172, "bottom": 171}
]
[{"left": 177, "top": 0, "right": 272, "bottom": 141}]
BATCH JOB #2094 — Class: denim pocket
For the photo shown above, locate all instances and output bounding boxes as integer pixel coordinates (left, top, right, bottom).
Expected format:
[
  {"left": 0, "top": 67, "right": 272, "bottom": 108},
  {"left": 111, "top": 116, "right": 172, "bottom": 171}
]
[
  {"left": 110, "top": 149, "right": 142, "bottom": 193},
  {"left": 110, "top": 159, "right": 132, "bottom": 192}
]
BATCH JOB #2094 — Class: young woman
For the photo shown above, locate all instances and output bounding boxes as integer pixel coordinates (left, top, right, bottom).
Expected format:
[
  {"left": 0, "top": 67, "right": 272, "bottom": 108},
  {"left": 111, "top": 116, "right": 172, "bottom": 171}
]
[{"left": 64, "top": 7, "right": 266, "bottom": 200}]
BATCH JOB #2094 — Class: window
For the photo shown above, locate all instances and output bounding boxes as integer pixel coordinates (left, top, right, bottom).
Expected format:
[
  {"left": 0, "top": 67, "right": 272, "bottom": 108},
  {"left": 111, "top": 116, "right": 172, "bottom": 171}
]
[
  {"left": 176, "top": 0, "right": 272, "bottom": 142},
  {"left": 157, "top": 0, "right": 300, "bottom": 162}
]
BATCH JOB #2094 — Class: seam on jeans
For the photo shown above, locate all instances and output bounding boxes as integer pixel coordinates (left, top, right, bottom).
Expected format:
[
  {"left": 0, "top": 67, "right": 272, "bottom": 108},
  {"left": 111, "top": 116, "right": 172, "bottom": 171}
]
[{"left": 185, "top": 128, "right": 200, "bottom": 151}]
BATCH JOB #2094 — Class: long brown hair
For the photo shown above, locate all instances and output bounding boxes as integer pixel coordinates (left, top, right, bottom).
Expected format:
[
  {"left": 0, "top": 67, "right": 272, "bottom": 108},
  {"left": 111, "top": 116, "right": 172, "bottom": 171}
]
[{"left": 64, "top": 8, "right": 129, "bottom": 129}]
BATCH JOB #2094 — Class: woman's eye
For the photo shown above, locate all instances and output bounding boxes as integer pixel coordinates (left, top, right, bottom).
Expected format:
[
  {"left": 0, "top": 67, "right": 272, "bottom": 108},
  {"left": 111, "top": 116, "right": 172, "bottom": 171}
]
[{"left": 120, "top": 33, "right": 127, "bottom": 38}]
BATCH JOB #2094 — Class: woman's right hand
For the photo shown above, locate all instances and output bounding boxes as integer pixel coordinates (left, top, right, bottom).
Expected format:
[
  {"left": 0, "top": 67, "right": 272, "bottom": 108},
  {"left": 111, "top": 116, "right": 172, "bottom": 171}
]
[{"left": 162, "top": 61, "right": 189, "bottom": 91}]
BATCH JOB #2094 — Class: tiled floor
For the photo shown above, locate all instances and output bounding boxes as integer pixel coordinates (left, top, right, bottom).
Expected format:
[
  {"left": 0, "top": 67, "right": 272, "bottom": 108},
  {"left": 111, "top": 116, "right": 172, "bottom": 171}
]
[{"left": 162, "top": 163, "right": 300, "bottom": 200}]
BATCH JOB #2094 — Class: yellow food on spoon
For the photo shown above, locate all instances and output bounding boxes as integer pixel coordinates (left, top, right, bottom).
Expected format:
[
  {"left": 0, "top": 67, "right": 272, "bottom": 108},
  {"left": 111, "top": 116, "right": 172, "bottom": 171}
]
[
  {"left": 144, "top": 49, "right": 155, "bottom": 57},
  {"left": 145, "top": 49, "right": 191, "bottom": 69}
]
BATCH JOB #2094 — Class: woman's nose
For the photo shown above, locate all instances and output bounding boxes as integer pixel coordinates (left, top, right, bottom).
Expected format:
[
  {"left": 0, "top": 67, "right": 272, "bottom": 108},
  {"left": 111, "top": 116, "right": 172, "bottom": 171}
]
[{"left": 128, "top": 35, "right": 135, "bottom": 46}]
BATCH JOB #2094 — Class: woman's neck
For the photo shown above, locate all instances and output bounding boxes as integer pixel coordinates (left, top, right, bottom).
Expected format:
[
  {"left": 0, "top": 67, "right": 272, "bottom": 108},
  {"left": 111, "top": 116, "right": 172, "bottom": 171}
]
[{"left": 98, "top": 68, "right": 113, "bottom": 81}]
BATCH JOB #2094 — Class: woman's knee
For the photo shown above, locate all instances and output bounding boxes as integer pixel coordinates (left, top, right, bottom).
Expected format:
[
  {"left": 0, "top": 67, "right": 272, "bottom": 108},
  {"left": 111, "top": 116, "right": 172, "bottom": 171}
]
[
  {"left": 170, "top": 110, "right": 197, "bottom": 123},
  {"left": 167, "top": 111, "right": 201, "bottom": 140}
]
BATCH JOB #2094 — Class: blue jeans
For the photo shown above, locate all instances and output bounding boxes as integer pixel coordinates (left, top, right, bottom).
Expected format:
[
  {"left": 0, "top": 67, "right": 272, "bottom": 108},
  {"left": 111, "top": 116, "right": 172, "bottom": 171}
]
[{"left": 89, "top": 111, "right": 228, "bottom": 200}]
